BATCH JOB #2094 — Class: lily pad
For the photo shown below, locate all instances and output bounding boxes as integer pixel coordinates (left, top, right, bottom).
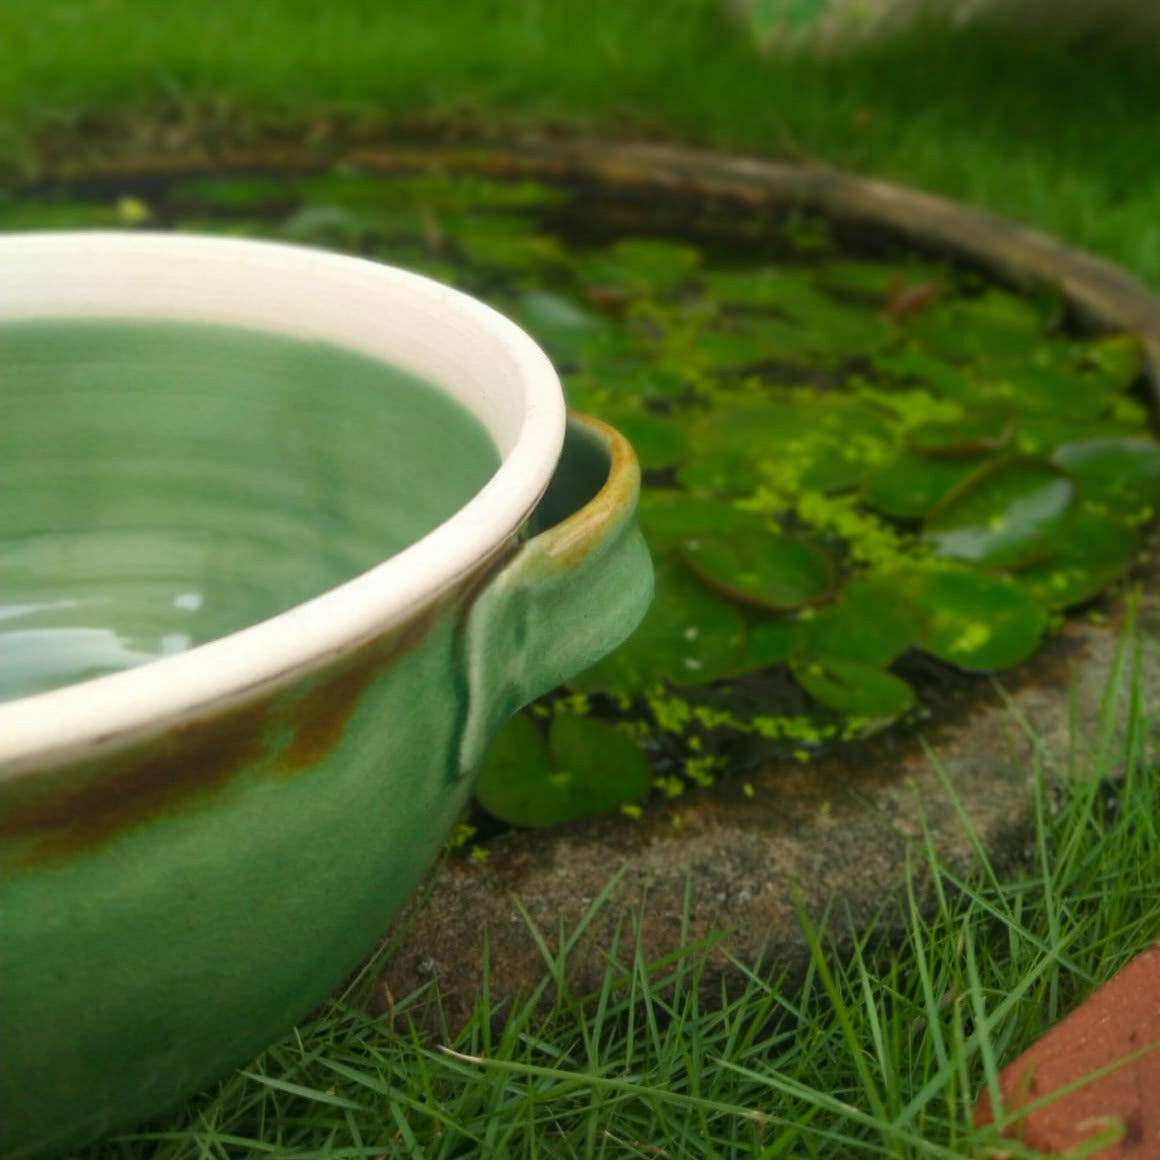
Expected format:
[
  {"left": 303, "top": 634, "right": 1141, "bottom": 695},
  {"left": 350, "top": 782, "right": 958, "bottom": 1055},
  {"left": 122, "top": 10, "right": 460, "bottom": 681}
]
[
  {"left": 458, "top": 225, "right": 564, "bottom": 270},
  {"left": 512, "top": 292, "right": 622, "bottom": 366},
  {"left": 574, "top": 326, "right": 652, "bottom": 376},
  {"left": 871, "top": 350, "right": 984, "bottom": 403},
  {"left": 1079, "top": 334, "right": 1144, "bottom": 391},
  {"left": 1016, "top": 510, "right": 1141, "bottom": 609},
  {"left": 908, "top": 404, "right": 1014, "bottom": 457},
  {"left": 1051, "top": 437, "right": 1160, "bottom": 517},
  {"left": 681, "top": 399, "right": 896, "bottom": 495},
  {"left": 170, "top": 176, "right": 292, "bottom": 211},
  {"left": 681, "top": 529, "right": 835, "bottom": 611},
  {"left": 282, "top": 204, "right": 371, "bottom": 247},
  {"left": 862, "top": 450, "right": 983, "bottom": 519},
  {"left": 629, "top": 365, "right": 701, "bottom": 401},
  {"left": 981, "top": 357, "right": 1113, "bottom": 420},
  {"left": 638, "top": 491, "right": 766, "bottom": 550},
  {"left": 296, "top": 171, "right": 562, "bottom": 213},
  {"left": 1014, "top": 415, "right": 1146, "bottom": 456},
  {"left": 576, "top": 238, "right": 701, "bottom": 298},
  {"left": 0, "top": 201, "right": 123, "bottom": 230},
  {"left": 598, "top": 411, "right": 689, "bottom": 471},
  {"left": 474, "top": 712, "right": 554, "bottom": 826},
  {"left": 474, "top": 712, "right": 652, "bottom": 828},
  {"left": 805, "top": 580, "right": 925, "bottom": 666},
  {"left": 691, "top": 324, "right": 784, "bottom": 369},
  {"left": 814, "top": 260, "right": 937, "bottom": 301},
  {"left": 896, "top": 568, "right": 1047, "bottom": 671},
  {"left": 731, "top": 615, "right": 806, "bottom": 675},
  {"left": 923, "top": 457, "right": 1076, "bottom": 569},
  {"left": 704, "top": 268, "right": 828, "bottom": 310},
  {"left": 702, "top": 270, "right": 893, "bottom": 356},
  {"left": 903, "top": 290, "right": 1047, "bottom": 361},
  {"left": 792, "top": 657, "right": 916, "bottom": 721},
  {"left": 545, "top": 713, "right": 654, "bottom": 822},
  {"left": 575, "top": 559, "right": 746, "bottom": 694}
]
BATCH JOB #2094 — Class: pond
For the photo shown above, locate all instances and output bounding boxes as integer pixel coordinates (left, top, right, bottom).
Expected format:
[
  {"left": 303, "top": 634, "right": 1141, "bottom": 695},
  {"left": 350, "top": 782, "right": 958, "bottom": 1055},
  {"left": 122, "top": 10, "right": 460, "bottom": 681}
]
[{"left": 8, "top": 161, "right": 1158, "bottom": 837}]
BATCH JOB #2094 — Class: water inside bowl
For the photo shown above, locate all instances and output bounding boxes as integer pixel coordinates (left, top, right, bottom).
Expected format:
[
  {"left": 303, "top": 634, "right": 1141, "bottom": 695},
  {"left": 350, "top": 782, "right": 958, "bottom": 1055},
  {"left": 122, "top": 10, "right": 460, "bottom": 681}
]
[{"left": 0, "top": 319, "right": 500, "bottom": 701}]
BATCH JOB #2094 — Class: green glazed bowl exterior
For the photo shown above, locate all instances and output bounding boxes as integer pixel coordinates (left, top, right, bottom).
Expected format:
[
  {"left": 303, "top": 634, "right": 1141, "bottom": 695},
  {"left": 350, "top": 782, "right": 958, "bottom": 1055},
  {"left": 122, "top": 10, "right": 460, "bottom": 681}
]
[{"left": 0, "top": 234, "right": 653, "bottom": 1158}]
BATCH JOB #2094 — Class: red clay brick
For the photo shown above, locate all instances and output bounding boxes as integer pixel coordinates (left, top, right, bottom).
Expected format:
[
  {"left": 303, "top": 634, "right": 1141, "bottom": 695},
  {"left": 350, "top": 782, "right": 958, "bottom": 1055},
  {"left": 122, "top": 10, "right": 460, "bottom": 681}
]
[{"left": 975, "top": 941, "right": 1160, "bottom": 1158}]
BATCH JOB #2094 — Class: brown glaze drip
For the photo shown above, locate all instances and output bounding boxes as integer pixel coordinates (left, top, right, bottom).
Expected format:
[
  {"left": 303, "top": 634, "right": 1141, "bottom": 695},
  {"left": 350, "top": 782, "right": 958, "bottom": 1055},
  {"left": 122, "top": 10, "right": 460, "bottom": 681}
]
[{"left": 1, "top": 595, "right": 453, "bottom": 867}]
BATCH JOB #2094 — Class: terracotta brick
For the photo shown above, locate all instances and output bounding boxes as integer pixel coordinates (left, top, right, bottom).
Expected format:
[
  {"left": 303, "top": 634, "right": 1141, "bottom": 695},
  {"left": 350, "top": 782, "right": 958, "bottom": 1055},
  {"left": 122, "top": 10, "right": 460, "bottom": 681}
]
[{"left": 975, "top": 941, "right": 1160, "bottom": 1158}]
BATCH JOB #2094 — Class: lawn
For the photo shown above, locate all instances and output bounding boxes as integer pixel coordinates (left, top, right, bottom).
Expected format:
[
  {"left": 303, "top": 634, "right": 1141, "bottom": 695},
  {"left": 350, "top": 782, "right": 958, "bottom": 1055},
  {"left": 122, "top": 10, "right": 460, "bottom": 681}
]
[
  {"left": 4, "top": 3, "right": 1160, "bottom": 1156},
  {"left": 2, "top": 1, "right": 1159, "bottom": 287}
]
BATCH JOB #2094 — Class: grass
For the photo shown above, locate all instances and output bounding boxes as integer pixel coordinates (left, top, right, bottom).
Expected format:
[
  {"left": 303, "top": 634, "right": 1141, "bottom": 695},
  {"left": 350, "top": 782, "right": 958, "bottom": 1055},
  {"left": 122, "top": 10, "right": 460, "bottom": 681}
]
[
  {"left": 2, "top": 2, "right": 1160, "bottom": 287},
  {"left": 79, "top": 621, "right": 1158, "bottom": 1159}
]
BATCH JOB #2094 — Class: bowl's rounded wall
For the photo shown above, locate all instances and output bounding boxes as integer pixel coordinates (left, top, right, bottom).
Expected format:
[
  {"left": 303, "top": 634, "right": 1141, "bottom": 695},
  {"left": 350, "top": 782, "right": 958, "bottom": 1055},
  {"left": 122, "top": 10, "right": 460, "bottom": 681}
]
[{"left": 0, "top": 597, "right": 480, "bottom": 1159}]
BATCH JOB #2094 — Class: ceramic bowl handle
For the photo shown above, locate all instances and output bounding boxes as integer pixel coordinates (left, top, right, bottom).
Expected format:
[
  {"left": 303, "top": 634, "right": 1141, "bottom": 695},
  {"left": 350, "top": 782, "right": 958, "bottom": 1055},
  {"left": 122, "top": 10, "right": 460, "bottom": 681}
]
[{"left": 458, "top": 412, "right": 653, "bottom": 772}]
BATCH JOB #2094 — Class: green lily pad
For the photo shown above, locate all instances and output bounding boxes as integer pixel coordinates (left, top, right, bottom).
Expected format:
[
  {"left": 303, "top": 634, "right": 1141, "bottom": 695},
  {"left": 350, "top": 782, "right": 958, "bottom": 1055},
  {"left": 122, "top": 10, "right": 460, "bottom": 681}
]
[
  {"left": 458, "top": 225, "right": 564, "bottom": 270},
  {"left": 814, "top": 260, "right": 931, "bottom": 301},
  {"left": 1016, "top": 511, "right": 1141, "bottom": 609},
  {"left": 895, "top": 568, "right": 1047, "bottom": 671},
  {"left": 702, "top": 268, "right": 833, "bottom": 318},
  {"left": 1051, "top": 437, "right": 1160, "bottom": 517},
  {"left": 681, "top": 529, "right": 835, "bottom": 611},
  {"left": 513, "top": 289, "right": 598, "bottom": 330},
  {"left": 862, "top": 450, "right": 983, "bottom": 519},
  {"left": 511, "top": 292, "right": 621, "bottom": 366},
  {"left": 871, "top": 350, "right": 984, "bottom": 403},
  {"left": 703, "top": 268, "right": 825, "bottom": 310},
  {"left": 908, "top": 404, "right": 1014, "bottom": 457},
  {"left": 294, "top": 172, "right": 562, "bottom": 213},
  {"left": 175, "top": 217, "right": 269, "bottom": 241},
  {"left": 792, "top": 657, "right": 916, "bottom": 721},
  {"left": 282, "top": 204, "right": 371, "bottom": 247},
  {"left": 576, "top": 238, "right": 701, "bottom": 298},
  {"left": 805, "top": 580, "right": 925, "bottom": 666},
  {"left": 784, "top": 216, "right": 835, "bottom": 255},
  {"left": 0, "top": 201, "right": 123, "bottom": 230},
  {"left": 730, "top": 615, "right": 806, "bottom": 675},
  {"left": 575, "top": 559, "right": 747, "bottom": 694},
  {"left": 923, "top": 457, "right": 1076, "bottom": 569},
  {"left": 574, "top": 329, "right": 652, "bottom": 379},
  {"left": 692, "top": 324, "right": 783, "bottom": 369},
  {"left": 681, "top": 399, "right": 896, "bottom": 495},
  {"left": 1013, "top": 415, "right": 1146, "bottom": 456},
  {"left": 638, "top": 491, "right": 766, "bottom": 550},
  {"left": 702, "top": 270, "right": 893, "bottom": 357},
  {"left": 547, "top": 711, "right": 653, "bottom": 811},
  {"left": 170, "top": 176, "right": 292, "bottom": 211},
  {"left": 474, "top": 712, "right": 554, "bottom": 825},
  {"left": 475, "top": 712, "right": 652, "bottom": 828},
  {"left": 903, "top": 290, "right": 1046, "bottom": 361},
  {"left": 981, "top": 357, "right": 1113, "bottom": 420},
  {"left": 1079, "top": 334, "right": 1144, "bottom": 391},
  {"left": 629, "top": 366, "right": 701, "bottom": 401},
  {"left": 599, "top": 410, "right": 690, "bottom": 471}
]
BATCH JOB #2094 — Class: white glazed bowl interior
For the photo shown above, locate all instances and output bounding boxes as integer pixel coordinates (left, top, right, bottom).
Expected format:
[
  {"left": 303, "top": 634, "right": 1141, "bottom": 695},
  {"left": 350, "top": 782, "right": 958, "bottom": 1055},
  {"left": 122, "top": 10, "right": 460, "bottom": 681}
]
[{"left": 0, "top": 232, "right": 566, "bottom": 774}]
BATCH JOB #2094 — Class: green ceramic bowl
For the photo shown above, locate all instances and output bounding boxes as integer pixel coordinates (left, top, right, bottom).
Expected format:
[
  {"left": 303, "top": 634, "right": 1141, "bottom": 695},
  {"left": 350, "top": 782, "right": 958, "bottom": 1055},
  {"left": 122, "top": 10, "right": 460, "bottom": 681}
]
[{"left": 0, "top": 232, "right": 653, "bottom": 1158}]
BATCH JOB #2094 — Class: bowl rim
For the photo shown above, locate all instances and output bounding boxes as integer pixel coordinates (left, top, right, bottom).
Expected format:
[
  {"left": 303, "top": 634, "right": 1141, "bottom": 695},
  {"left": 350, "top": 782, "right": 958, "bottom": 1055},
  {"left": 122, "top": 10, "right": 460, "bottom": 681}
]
[{"left": 0, "top": 231, "right": 566, "bottom": 778}]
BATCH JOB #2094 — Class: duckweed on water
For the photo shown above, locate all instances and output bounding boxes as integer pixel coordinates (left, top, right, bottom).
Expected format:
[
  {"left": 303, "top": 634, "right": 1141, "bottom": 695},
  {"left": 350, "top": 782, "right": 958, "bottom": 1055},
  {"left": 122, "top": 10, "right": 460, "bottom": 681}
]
[{"left": 13, "top": 168, "right": 1159, "bottom": 829}]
